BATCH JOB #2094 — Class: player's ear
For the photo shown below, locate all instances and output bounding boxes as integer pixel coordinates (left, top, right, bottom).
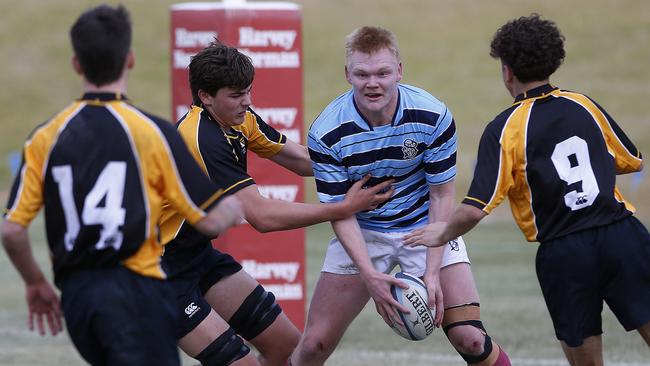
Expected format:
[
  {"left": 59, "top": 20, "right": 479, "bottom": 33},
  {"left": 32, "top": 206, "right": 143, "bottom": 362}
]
[
  {"left": 198, "top": 89, "right": 211, "bottom": 106},
  {"left": 71, "top": 55, "right": 83, "bottom": 75},
  {"left": 345, "top": 65, "right": 351, "bottom": 84},
  {"left": 126, "top": 49, "right": 135, "bottom": 70},
  {"left": 501, "top": 63, "right": 517, "bottom": 96},
  {"left": 397, "top": 61, "right": 403, "bottom": 82},
  {"left": 502, "top": 63, "right": 514, "bottom": 84}
]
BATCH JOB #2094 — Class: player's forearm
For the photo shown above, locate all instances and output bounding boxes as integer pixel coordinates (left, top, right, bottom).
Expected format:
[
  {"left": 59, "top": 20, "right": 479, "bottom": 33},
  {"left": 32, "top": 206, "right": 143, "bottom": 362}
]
[
  {"left": 331, "top": 217, "right": 374, "bottom": 274},
  {"left": 246, "top": 199, "right": 349, "bottom": 233},
  {"left": 428, "top": 181, "right": 456, "bottom": 223},
  {"left": 439, "top": 204, "right": 486, "bottom": 243},
  {"left": 425, "top": 182, "right": 456, "bottom": 272},
  {"left": 425, "top": 246, "right": 445, "bottom": 276},
  {"left": 196, "top": 195, "right": 244, "bottom": 237},
  {"left": 1, "top": 221, "right": 47, "bottom": 285}
]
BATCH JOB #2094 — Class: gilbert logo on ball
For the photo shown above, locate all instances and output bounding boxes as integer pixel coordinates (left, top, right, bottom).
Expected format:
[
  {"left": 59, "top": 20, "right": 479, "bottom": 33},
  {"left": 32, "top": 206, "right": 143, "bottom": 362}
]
[{"left": 389, "top": 272, "right": 435, "bottom": 340}]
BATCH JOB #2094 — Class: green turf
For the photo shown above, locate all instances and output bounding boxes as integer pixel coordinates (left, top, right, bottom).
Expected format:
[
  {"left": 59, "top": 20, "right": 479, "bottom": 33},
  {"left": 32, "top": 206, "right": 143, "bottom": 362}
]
[
  {"left": 2, "top": 218, "right": 648, "bottom": 365},
  {"left": 0, "top": 0, "right": 649, "bottom": 364}
]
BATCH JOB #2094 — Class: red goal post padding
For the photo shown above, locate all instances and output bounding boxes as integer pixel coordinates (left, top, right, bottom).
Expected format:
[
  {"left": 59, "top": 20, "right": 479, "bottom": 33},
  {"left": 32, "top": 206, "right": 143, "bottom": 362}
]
[{"left": 170, "top": 1, "right": 306, "bottom": 329}]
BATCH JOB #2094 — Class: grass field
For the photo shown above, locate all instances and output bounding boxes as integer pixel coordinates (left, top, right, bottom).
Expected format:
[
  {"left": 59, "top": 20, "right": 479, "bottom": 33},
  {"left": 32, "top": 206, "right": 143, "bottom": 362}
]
[
  {"left": 1, "top": 217, "right": 648, "bottom": 365},
  {"left": 0, "top": 0, "right": 649, "bottom": 365}
]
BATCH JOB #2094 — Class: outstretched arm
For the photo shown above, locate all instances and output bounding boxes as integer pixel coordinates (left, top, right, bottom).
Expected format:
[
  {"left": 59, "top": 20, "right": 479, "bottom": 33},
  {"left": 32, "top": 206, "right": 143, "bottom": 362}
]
[
  {"left": 238, "top": 175, "right": 394, "bottom": 233},
  {"left": 404, "top": 203, "right": 486, "bottom": 248},
  {"left": 269, "top": 139, "right": 313, "bottom": 177}
]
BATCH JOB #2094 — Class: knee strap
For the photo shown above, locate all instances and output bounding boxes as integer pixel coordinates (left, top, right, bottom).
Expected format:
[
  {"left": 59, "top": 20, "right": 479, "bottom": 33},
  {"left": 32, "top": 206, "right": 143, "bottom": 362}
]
[
  {"left": 442, "top": 303, "right": 502, "bottom": 365},
  {"left": 442, "top": 302, "right": 482, "bottom": 331},
  {"left": 229, "top": 285, "right": 282, "bottom": 340},
  {"left": 196, "top": 328, "right": 250, "bottom": 366}
]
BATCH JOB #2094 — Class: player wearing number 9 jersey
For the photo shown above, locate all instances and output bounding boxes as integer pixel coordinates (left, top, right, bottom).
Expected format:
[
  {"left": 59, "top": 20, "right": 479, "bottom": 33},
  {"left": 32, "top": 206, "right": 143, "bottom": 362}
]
[
  {"left": 404, "top": 14, "right": 650, "bottom": 365},
  {"left": 464, "top": 84, "right": 641, "bottom": 241},
  {"left": 1, "top": 5, "right": 242, "bottom": 366}
]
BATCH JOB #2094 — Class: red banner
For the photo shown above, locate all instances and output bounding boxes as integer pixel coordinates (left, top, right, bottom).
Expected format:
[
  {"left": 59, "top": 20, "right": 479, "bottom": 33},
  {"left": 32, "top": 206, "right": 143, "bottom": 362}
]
[{"left": 170, "top": 1, "right": 306, "bottom": 329}]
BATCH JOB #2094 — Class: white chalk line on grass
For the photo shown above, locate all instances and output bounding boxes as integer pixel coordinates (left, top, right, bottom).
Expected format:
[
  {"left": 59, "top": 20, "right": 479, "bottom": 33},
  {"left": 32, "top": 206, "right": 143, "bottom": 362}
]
[{"left": 335, "top": 349, "right": 649, "bottom": 366}]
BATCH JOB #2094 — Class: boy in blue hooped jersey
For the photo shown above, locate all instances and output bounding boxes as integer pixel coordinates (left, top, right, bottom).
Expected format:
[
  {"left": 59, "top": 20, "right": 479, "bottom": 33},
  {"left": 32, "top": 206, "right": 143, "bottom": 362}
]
[{"left": 290, "top": 26, "right": 510, "bottom": 366}]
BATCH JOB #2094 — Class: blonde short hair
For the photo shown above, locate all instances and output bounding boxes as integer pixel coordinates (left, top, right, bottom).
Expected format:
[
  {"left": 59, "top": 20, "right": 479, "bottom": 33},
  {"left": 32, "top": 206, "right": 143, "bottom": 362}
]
[{"left": 345, "top": 26, "right": 400, "bottom": 61}]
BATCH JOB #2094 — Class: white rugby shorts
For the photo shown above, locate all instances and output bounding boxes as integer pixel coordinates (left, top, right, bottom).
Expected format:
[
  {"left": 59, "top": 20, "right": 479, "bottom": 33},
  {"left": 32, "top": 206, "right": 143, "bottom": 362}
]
[{"left": 321, "top": 229, "right": 470, "bottom": 277}]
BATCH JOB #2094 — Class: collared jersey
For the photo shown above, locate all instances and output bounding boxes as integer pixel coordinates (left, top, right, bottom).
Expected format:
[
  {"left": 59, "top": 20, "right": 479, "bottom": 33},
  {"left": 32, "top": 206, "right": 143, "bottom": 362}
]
[
  {"left": 463, "top": 84, "right": 643, "bottom": 242},
  {"left": 4, "top": 93, "right": 222, "bottom": 283},
  {"left": 159, "top": 105, "right": 286, "bottom": 275},
  {"left": 309, "top": 84, "right": 457, "bottom": 232}
]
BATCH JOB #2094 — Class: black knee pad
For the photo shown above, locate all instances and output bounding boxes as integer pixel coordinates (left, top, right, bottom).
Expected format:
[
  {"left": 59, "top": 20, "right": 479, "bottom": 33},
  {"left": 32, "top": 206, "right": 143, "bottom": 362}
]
[
  {"left": 452, "top": 331, "right": 493, "bottom": 364},
  {"left": 443, "top": 303, "right": 494, "bottom": 365},
  {"left": 196, "top": 328, "right": 250, "bottom": 366},
  {"left": 229, "top": 284, "right": 282, "bottom": 340}
]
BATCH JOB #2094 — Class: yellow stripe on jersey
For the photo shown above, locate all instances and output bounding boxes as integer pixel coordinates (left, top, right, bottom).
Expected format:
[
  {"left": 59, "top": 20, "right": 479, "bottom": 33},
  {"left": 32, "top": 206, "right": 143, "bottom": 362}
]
[
  {"left": 234, "top": 111, "right": 285, "bottom": 158},
  {"left": 159, "top": 106, "right": 233, "bottom": 246},
  {"left": 463, "top": 196, "right": 487, "bottom": 207},
  {"left": 177, "top": 107, "right": 210, "bottom": 176},
  {"left": 483, "top": 101, "right": 538, "bottom": 241},
  {"left": 4, "top": 102, "right": 84, "bottom": 227},
  {"left": 109, "top": 102, "right": 210, "bottom": 278},
  {"left": 557, "top": 91, "right": 643, "bottom": 174}
]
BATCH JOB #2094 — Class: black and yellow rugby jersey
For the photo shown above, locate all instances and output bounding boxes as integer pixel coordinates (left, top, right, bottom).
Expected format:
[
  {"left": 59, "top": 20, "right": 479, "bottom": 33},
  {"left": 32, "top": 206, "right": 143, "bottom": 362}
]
[
  {"left": 159, "top": 105, "right": 286, "bottom": 274},
  {"left": 463, "top": 84, "right": 643, "bottom": 242},
  {"left": 4, "top": 93, "right": 222, "bottom": 282}
]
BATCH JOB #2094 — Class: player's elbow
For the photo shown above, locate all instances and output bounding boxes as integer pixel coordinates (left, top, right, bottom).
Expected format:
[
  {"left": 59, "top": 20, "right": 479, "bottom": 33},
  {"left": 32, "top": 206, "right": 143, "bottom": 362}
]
[
  {"left": 252, "top": 224, "right": 274, "bottom": 233},
  {"left": 460, "top": 203, "right": 488, "bottom": 222},
  {"left": 245, "top": 215, "right": 276, "bottom": 233},
  {"left": 298, "top": 163, "right": 314, "bottom": 177},
  {"left": 1, "top": 221, "right": 26, "bottom": 250},
  {"left": 194, "top": 215, "right": 223, "bottom": 238}
]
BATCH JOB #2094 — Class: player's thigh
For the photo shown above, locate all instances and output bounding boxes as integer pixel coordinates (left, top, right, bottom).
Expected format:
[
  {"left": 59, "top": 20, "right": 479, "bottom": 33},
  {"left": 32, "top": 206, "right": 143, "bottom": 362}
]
[
  {"left": 439, "top": 262, "right": 480, "bottom": 306},
  {"left": 205, "top": 269, "right": 300, "bottom": 351},
  {"left": 203, "top": 268, "right": 258, "bottom": 320},
  {"left": 601, "top": 217, "right": 650, "bottom": 331},
  {"left": 248, "top": 311, "right": 300, "bottom": 357},
  {"left": 536, "top": 232, "right": 603, "bottom": 346},
  {"left": 179, "top": 309, "right": 233, "bottom": 357},
  {"left": 303, "top": 272, "right": 370, "bottom": 342}
]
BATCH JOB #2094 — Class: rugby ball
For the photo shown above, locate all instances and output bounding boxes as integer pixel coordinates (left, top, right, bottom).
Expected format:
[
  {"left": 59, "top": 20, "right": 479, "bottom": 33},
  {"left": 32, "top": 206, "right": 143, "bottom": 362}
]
[{"left": 389, "top": 272, "right": 435, "bottom": 341}]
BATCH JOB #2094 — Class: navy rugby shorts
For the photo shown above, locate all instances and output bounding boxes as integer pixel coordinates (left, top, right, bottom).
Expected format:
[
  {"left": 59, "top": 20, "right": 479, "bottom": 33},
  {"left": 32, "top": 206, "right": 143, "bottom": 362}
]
[
  {"left": 536, "top": 216, "right": 650, "bottom": 347},
  {"left": 60, "top": 266, "right": 180, "bottom": 366},
  {"left": 169, "top": 248, "right": 242, "bottom": 338}
]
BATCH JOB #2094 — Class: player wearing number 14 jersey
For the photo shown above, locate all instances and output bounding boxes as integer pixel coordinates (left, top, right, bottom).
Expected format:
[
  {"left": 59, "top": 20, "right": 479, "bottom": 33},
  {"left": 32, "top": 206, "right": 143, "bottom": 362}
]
[
  {"left": 1, "top": 5, "right": 243, "bottom": 365},
  {"left": 404, "top": 14, "right": 650, "bottom": 365}
]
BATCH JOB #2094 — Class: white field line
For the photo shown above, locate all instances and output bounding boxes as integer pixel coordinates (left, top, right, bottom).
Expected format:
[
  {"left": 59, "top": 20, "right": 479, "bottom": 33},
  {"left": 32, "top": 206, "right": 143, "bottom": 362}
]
[{"left": 335, "top": 349, "right": 649, "bottom": 366}]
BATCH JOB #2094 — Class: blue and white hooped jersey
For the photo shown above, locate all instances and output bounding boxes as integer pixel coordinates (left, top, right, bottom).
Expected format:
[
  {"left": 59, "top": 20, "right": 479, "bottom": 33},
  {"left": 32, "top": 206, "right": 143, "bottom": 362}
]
[{"left": 308, "top": 84, "right": 457, "bottom": 232}]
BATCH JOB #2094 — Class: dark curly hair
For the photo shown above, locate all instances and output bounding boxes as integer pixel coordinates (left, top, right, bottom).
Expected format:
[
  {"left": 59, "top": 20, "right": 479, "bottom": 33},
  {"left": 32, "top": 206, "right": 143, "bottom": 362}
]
[{"left": 490, "top": 13, "right": 565, "bottom": 82}]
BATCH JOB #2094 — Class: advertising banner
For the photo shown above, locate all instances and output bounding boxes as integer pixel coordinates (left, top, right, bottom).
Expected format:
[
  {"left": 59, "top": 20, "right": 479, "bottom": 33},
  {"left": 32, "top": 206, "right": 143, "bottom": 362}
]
[{"left": 171, "top": 1, "right": 306, "bottom": 328}]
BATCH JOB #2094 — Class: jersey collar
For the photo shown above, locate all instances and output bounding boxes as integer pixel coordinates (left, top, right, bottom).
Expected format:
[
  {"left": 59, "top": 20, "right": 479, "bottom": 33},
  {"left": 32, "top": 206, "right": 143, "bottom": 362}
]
[
  {"left": 513, "top": 84, "right": 558, "bottom": 103},
  {"left": 351, "top": 88, "right": 401, "bottom": 131},
  {"left": 80, "top": 92, "right": 128, "bottom": 102}
]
